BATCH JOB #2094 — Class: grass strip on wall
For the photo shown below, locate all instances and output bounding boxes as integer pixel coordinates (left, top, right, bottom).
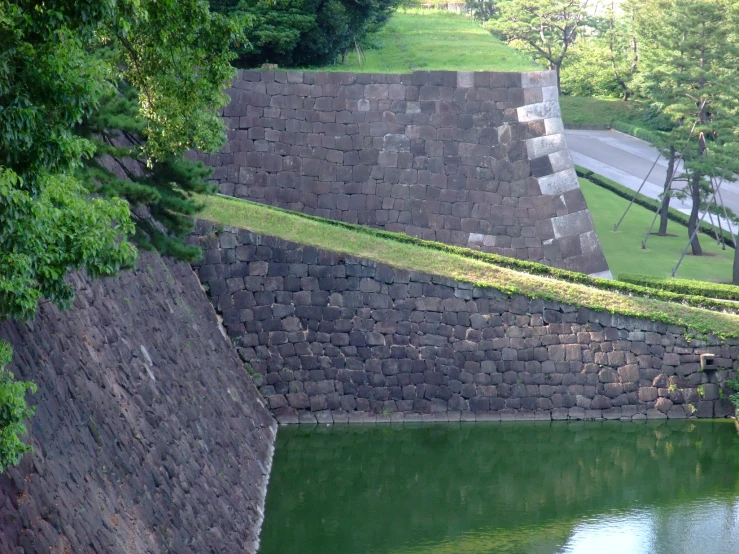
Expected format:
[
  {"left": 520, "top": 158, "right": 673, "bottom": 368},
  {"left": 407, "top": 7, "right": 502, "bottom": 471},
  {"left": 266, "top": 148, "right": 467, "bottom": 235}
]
[{"left": 196, "top": 194, "right": 739, "bottom": 338}]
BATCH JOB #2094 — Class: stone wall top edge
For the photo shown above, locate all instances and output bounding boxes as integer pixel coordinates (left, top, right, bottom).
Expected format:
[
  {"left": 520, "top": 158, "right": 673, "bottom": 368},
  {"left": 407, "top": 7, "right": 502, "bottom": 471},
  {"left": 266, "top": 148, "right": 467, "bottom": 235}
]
[{"left": 236, "top": 68, "right": 556, "bottom": 79}]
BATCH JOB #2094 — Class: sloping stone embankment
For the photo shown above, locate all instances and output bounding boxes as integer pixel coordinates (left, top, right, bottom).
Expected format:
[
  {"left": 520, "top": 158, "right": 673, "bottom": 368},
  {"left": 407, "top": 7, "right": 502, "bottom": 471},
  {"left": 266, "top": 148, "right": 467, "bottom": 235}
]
[{"left": 0, "top": 252, "right": 276, "bottom": 554}]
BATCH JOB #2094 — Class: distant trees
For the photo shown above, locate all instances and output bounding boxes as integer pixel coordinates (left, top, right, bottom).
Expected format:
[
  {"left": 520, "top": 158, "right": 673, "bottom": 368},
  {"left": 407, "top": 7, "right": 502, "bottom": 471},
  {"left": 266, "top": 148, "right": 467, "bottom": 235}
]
[{"left": 210, "top": 0, "right": 402, "bottom": 68}]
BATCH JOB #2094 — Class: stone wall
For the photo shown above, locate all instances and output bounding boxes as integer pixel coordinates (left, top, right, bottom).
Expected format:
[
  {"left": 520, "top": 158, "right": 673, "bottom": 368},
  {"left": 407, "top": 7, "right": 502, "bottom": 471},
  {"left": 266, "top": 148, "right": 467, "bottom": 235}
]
[
  {"left": 194, "top": 69, "right": 610, "bottom": 277},
  {"left": 0, "top": 252, "right": 276, "bottom": 554},
  {"left": 190, "top": 222, "right": 738, "bottom": 424}
]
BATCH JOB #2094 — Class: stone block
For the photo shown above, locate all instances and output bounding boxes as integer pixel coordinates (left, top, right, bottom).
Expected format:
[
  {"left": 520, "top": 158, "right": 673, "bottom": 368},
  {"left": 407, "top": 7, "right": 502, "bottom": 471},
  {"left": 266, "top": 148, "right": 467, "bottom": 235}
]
[
  {"left": 551, "top": 210, "right": 594, "bottom": 239},
  {"left": 526, "top": 133, "right": 566, "bottom": 159}
]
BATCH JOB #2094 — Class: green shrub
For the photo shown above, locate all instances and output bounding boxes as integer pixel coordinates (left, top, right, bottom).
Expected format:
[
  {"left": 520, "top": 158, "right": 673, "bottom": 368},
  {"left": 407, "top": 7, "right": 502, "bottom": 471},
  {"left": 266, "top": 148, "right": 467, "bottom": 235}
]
[
  {"left": 612, "top": 121, "right": 665, "bottom": 145},
  {"left": 0, "top": 342, "right": 36, "bottom": 473},
  {"left": 575, "top": 165, "right": 736, "bottom": 249},
  {"left": 618, "top": 274, "right": 739, "bottom": 301},
  {"left": 725, "top": 377, "right": 739, "bottom": 414}
]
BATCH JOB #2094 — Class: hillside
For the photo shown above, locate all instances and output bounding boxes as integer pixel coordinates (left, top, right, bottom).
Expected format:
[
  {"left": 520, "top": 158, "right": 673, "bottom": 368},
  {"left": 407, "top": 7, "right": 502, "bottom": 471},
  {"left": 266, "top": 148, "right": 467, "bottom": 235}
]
[
  {"left": 198, "top": 194, "right": 739, "bottom": 338},
  {"left": 315, "top": 9, "right": 538, "bottom": 73}
]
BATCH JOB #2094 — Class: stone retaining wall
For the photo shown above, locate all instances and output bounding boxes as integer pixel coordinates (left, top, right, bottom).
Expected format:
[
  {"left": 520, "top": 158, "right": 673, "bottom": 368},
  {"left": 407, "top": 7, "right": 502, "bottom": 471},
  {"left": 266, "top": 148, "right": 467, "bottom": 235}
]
[
  {"left": 0, "top": 252, "right": 276, "bottom": 554},
  {"left": 190, "top": 222, "right": 738, "bottom": 424},
  {"left": 194, "top": 69, "right": 610, "bottom": 277}
]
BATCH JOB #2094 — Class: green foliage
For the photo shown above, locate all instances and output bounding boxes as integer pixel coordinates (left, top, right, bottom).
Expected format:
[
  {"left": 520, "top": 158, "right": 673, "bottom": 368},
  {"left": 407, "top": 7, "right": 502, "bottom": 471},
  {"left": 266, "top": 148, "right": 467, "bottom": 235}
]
[
  {"left": 487, "top": 0, "right": 590, "bottom": 84},
  {"left": 0, "top": 341, "right": 36, "bottom": 472},
  {"left": 106, "top": 0, "right": 243, "bottom": 160},
  {"left": 633, "top": 0, "right": 739, "bottom": 263},
  {"left": 1, "top": 0, "right": 241, "bottom": 468},
  {"left": 611, "top": 122, "right": 665, "bottom": 145},
  {"left": 0, "top": 168, "right": 136, "bottom": 321},
  {"left": 560, "top": 38, "right": 626, "bottom": 99},
  {"left": 76, "top": 82, "right": 216, "bottom": 262},
  {"left": 213, "top": 0, "right": 402, "bottom": 68},
  {"left": 465, "top": 0, "right": 497, "bottom": 23},
  {"left": 560, "top": 1, "right": 640, "bottom": 100},
  {"left": 0, "top": 1, "right": 112, "bottom": 187},
  {"left": 575, "top": 165, "right": 736, "bottom": 249},
  {"left": 618, "top": 274, "right": 739, "bottom": 302},
  {"left": 725, "top": 377, "right": 739, "bottom": 413}
]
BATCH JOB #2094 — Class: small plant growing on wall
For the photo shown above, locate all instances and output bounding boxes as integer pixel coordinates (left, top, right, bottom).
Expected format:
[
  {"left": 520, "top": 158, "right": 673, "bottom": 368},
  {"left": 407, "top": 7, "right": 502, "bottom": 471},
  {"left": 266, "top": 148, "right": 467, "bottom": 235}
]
[
  {"left": 724, "top": 376, "right": 739, "bottom": 415},
  {"left": 0, "top": 342, "right": 37, "bottom": 472}
]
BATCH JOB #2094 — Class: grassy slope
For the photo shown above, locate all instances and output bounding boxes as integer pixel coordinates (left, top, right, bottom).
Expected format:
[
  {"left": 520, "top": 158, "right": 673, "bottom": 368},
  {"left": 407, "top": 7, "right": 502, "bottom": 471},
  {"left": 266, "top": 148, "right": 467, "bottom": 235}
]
[
  {"left": 197, "top": 194, "right": 739, "bottom": 337},
  {"left": 579, "top": 178, "right": 734, "bottom": 282},
  {"left": 315, "top": 9, "right": 537, "bottom": 73},
  {"left": 559, "top": 96, "right": 647, "bottom": 127}
]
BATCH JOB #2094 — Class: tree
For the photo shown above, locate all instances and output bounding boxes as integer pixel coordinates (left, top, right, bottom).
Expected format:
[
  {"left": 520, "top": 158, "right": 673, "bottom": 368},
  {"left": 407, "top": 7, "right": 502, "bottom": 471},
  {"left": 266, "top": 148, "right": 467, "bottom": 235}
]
[
  {"left": 1, "top": 0, "right": 240, "bottom": 468},
  {"left": 465, "top": 0, "right": 497, "bottom": 24},
  {"left": 211, "top": 0, "right": 401, "bottom": 68},
  {"left": 77, "top": 0, "right": 244, "bottom": 261},
  {"left": 634, "top": 0, "right": 739, "bottom": 263},
  {"left": 487, "top": 0, "right": 591, "bottom": 88},
  {"left": 602, "top": 0, "right": 639, "bottom": 101}
]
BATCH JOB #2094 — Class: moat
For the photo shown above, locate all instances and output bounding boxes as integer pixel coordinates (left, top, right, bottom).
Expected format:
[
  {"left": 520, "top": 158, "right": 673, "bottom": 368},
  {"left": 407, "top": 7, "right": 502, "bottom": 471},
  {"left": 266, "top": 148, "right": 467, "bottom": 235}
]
[{"left": 260, "top": 421, "right": 739, "bottom": 554}]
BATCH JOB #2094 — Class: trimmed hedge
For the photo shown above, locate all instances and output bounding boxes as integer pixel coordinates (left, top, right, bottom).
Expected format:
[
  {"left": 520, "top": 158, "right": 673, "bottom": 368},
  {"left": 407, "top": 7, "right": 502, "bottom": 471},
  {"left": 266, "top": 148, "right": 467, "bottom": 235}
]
[
  {"left": 612, "top": 121, "right": 665, "bottom": 145},
  {"left": 619, "top": 274, "right": 739, "bottom": 302},
  {"left": 575, "top": 165, "right": 736, "bottom": 249},
  {"left": 208, "top": 193, "right": 739, "bottom": 317}
]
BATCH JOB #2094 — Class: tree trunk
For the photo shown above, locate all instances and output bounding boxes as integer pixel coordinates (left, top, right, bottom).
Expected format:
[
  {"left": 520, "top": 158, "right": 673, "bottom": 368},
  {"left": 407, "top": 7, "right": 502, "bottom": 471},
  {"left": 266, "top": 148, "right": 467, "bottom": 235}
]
[
  {"left": 658, "top": 146, "right": 676, "bottom": 235},
  {"left": 554, "top": 63, "right": 561, "bottom": 89},
  {"left": 687, "top": 170, "right": 703, "bottom": 256}
]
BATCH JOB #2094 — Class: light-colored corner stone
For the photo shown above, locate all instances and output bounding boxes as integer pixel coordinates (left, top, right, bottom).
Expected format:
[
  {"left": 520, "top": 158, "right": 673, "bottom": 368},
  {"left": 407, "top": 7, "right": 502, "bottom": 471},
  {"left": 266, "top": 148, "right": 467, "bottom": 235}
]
[
  {"left": 457, "top": 71, "right": 475, "bottom": 88},
  {"left": 548, "top": 149, "right": 573, "bottom": 173},
  {"left": 517, "top": 101, "right": 561, "bottom": 123},
  {"left": 526, "top": 133, "right": 566, "bottom": 159},
  {"left": 536, "top": 168, "right": 579, "bottom": 196},
  {"left": 543, "top": 117, "right": 565, "bottom": 136},
  {"left": 552, "top": 209, "right": 594, "bottom": 239},
  {"left": 542, "top": 85, "right": 559, "bottom": 102}
]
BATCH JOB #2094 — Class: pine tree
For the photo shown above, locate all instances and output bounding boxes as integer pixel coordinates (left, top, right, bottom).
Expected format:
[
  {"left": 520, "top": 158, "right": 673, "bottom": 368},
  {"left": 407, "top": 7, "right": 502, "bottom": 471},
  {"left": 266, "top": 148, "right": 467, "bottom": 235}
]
[
  {"left": 76, "top": 82, "right": 215, "bottom": 262},
  {"left": 634, "top": 0, "right": 739, "bottom": 263}
]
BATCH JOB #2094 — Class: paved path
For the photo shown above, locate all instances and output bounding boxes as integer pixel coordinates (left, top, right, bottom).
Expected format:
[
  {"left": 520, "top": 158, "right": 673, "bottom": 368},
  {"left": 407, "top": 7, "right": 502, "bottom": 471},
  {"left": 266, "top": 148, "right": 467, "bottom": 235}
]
[{"left": 564, "top": 129, "right": 739, "bottom": 236}]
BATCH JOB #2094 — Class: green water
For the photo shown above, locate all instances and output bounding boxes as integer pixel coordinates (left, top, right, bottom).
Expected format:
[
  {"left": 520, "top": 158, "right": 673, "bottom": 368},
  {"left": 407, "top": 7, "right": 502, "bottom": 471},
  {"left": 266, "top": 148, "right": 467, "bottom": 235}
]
[{"left": 259, "top": 421, "right": 739, "bottom": 554}]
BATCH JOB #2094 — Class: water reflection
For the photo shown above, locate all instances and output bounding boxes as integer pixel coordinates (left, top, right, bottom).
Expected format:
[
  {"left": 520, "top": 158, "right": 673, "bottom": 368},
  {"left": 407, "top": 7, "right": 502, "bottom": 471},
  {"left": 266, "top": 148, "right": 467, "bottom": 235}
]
[{"left": 259, "top": 421, "right": 739, "bottom": 554}]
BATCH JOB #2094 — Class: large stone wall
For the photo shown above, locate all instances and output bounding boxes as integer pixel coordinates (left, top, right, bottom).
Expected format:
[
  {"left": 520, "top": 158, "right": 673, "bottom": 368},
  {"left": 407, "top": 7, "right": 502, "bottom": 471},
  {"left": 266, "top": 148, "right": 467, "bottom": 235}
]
[
  {"left": 195, "top": 69, "right": 611, "bottom": 277},
  {"left": 190, "top": 222, "right": 738, "bottom": 424},
  {"left": 0, "top": 253, "right": 276, "bottom": 554}
]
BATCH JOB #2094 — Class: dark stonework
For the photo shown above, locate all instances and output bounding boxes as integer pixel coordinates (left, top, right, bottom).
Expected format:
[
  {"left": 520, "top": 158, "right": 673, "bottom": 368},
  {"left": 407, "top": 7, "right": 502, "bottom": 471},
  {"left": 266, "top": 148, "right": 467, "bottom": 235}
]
[
  {"left": 0, "top": 252, "right": 276, "bottom": 554},
  {"left": 193, "top": 69, "right": 611, "bottom": 277},
  {"left": 190, "top": 221, "right": 738, "bottom": 424}
]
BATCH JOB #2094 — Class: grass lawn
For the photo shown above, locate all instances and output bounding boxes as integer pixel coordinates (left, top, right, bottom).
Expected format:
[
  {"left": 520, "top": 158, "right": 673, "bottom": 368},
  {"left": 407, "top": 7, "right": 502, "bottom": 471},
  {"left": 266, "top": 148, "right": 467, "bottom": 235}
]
[
  {"left": 580, "top": 178, "right": 735, "bottom": 282},
  {"left": 559, "top": 96, "right": 648, "bottom": 127},
  {"left": 196, "top": 194, "right": 739, "bottom": 337},
  {"left": 314, "top": 9, "right": 537, "bottom": 73}
]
